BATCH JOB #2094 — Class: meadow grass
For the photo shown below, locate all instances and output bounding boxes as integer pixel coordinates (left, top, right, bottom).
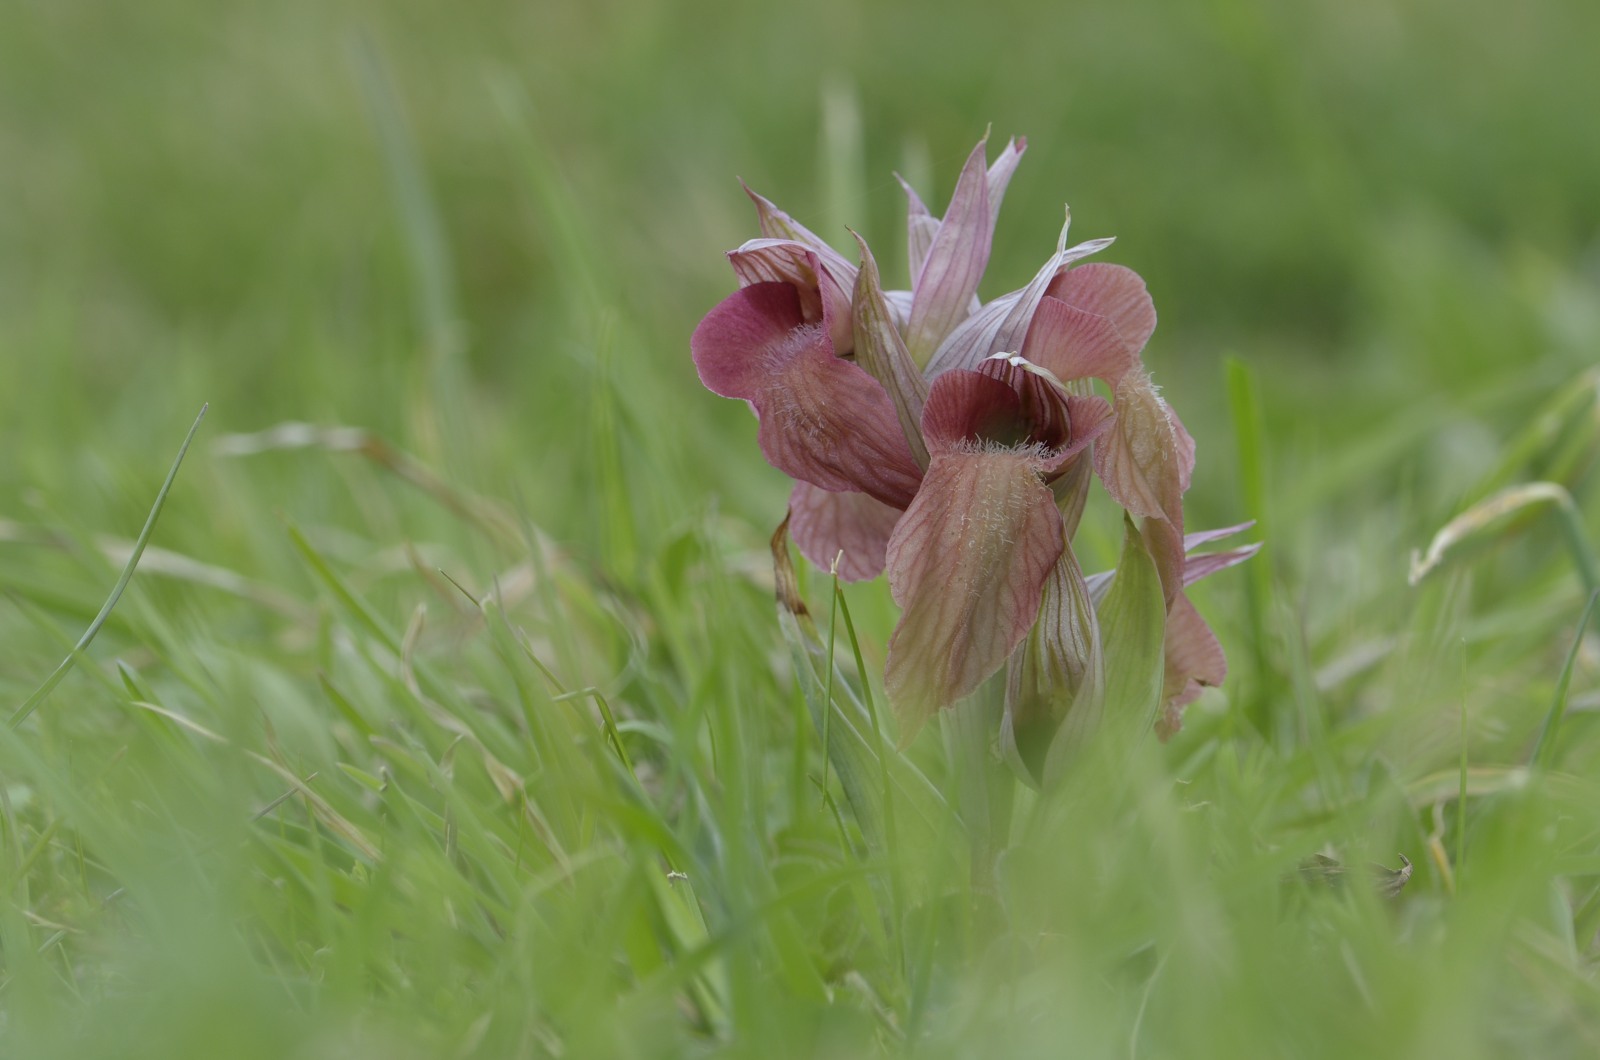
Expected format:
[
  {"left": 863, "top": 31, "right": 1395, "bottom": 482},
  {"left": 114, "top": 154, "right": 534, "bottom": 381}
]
[{"left": 2, "top": 0, "right": 1598, "bottom": 1055}]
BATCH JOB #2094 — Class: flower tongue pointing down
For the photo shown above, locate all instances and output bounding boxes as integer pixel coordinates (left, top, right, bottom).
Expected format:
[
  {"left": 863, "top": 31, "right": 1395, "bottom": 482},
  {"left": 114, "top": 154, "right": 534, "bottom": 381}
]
[
  {"left": 691, "top": 134, "right": 1253, "bottom": 747},
  {"left": 885, "top": 355, "right": 1111, "bottom": 714}
]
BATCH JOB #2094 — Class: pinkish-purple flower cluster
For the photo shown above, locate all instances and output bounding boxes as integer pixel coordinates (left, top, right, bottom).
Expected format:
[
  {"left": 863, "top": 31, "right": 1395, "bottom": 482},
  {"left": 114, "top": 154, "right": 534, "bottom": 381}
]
[{"left": 693, "top": 135, "right": 1254, "bottom": 758}]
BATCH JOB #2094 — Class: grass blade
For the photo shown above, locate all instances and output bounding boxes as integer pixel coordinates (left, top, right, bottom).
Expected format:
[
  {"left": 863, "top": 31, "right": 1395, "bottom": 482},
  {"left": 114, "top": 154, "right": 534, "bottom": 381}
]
[
  {"left": 1530, "top": 589, "right": 1600, "bottom": 770},
  {"left": 10, "top": 404, "right": 208, "bottom": 728}
]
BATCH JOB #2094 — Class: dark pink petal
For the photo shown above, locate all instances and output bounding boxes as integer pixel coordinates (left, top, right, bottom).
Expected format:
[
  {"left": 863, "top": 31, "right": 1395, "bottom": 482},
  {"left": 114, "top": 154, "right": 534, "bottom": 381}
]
[
  {"left": 788, "top": 480, "right": 903, "bottom": 582},
  {"left": 1021, "top": 295, "right": 1141, "bottom": 385},
  {"left": 693, "top": 282, "right": 804, "bottom": 399},
  {"left": 884, "top": 449, "right": 1066, "bottom": 720},
  {"left": 976, "top": 354, "right": 1073, "bottom": 451},
  {"left": 728, "top": 239, "right": 854, "bottom": 354},
  {"left": 905, "top": 139, "right": 993, "bottom": 365},
  {"left": 924, "top": 233, "right": 1117, "bottom": 377},
  {"left": 740, "top": 182, "right": 858, "bottom": 290},
  {"left": 1156, "top": 591, "right": 1226, "bottom": 740},
  {"left": 928, "top": 355, "right": 1115, "bottom": 473},
  {"left": 691, "top": 282, "right": 922, "bottom": 507},
  {"left": 920, "top": 369, "right": 1024, "bottom": 453},
  {"left": 1046, "top": 263, "right": 1157, "bottom": 354},
  {"left": 851, "top": 233, "right": 930, "bottom": 469}
]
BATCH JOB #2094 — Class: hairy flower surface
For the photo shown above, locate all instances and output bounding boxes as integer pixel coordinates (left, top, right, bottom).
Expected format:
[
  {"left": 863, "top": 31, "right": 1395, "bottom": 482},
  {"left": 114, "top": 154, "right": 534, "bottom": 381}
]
[{"left": 693, "top": 134, "right": 1253, "bottom": 752}]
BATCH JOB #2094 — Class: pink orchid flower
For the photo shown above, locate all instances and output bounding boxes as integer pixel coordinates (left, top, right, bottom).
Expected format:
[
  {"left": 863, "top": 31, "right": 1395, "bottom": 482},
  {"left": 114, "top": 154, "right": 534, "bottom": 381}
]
[{"left": 692, "top": 134, "right": 1250, "bottom": 745}]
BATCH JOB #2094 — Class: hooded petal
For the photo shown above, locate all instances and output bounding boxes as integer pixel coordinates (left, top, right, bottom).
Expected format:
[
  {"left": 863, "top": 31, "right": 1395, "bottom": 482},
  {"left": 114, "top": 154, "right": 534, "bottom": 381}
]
[
  {"left": 787, "top": 480, "right": 903, "bottom": 582},
  {"left": 691, "top": 282, "right": 922, "bottom": 507},
  {"left": 1045, "top": 263, "right": 1157, "bottom": 356},
  {"left": 884, "top": 448, "right": 1065, "bottom": 720},
  {"left": 975, "top": 354, "right": 1072, "bottom": 450},
  {"left": 924, "top": 229, "right": 1117, "bottom": 377},
  {"left": 921, "top": 369, "right": 1026, "bottom": 452},
  {"left": 1020, "top": 295, "right": 1142, "bottom": 385},
  {"left": 905, "top": 138, "right": 993, "bottom": 366},
  {"left": 972, "top": 354, "right": 1115, "bottom": 473},
  {"left": 729, "top": 239, "right": 855, "bottom": 354},
  {"left": 740, "top": 182, "right": 859, "bottom": 289},
  {"left": 1156, "top": 591, "right": 1226, "bottom": 740}
]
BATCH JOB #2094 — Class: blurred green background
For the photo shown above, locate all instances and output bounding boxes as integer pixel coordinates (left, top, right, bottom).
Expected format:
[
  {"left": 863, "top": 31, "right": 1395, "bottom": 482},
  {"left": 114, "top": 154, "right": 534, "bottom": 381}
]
[
  {"left": 2, "top": 0, "right": 1598, "bottom": 1055},
  {"left": 5, "top": 0, "right": 1596, "bottom": 530}
]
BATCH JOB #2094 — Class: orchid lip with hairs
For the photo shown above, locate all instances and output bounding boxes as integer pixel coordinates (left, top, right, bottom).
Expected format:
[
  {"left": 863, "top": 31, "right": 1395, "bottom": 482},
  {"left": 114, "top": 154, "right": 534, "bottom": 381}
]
[{"left": 692, "top": 134, "right": 1255, "bottom": 753}]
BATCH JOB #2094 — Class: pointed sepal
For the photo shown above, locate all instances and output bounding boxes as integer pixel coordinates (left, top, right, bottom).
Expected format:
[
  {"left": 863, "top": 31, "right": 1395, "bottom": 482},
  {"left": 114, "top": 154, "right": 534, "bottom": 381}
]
[{"left": 851, "top": 232, "right": 930, "bottom": 469}]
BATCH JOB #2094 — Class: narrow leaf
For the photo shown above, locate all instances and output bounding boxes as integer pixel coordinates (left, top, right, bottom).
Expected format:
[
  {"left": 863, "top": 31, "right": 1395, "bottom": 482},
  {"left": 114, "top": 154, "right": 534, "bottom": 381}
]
[{"left": 11, "top": 405, "right": 208, "bottom": 728}]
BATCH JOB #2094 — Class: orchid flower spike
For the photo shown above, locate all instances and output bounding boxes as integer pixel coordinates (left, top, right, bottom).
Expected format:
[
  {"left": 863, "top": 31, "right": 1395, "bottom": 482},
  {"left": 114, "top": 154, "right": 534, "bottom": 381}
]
[{"left": 692, "top": 134, "right": 1254, "bottom": 757}]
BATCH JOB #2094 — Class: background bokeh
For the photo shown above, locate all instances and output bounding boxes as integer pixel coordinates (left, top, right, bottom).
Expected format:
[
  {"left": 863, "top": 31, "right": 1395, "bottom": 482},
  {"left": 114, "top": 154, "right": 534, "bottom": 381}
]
[
  {"left": 5, "top": 0, "right": 1597, "bottom": 536},
  {"left": 2, "top": 0, "right": 1597, "bottom": 1055}
]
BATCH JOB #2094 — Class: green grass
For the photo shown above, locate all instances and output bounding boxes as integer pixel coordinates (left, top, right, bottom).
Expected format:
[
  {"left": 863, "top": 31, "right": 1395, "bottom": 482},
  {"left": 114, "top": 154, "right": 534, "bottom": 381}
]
[{"left": 2, "top": 0, "right": 1599, "bottom": 1055}]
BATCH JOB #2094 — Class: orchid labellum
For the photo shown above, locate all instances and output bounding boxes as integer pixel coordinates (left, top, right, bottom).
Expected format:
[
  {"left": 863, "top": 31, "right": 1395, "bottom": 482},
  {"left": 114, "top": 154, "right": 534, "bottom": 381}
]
[{"left": 692, "top": 134, "right": 1254, "bottom": 775}]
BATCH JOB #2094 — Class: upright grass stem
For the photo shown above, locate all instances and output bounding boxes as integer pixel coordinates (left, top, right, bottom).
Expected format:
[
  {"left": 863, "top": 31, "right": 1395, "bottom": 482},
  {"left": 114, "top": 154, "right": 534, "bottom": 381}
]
[{"left": 10, "top": 405, "right": 207, "bottom": 729}]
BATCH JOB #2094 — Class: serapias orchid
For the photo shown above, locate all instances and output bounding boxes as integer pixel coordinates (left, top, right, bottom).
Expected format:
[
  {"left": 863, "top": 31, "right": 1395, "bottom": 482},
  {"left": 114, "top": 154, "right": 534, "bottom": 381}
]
[{"left": 692, "top": 134, "right": 1254, "bottom": 759}]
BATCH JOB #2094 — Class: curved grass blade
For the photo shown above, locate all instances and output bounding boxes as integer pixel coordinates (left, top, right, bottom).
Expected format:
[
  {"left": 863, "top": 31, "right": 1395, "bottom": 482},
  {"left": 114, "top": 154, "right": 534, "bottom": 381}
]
[
  {"left": 10, "top": 404, "right": 208, "bottom": 729},
  {"left": 1409, "top": 481, "right": 1599, "bottom": 595}
]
